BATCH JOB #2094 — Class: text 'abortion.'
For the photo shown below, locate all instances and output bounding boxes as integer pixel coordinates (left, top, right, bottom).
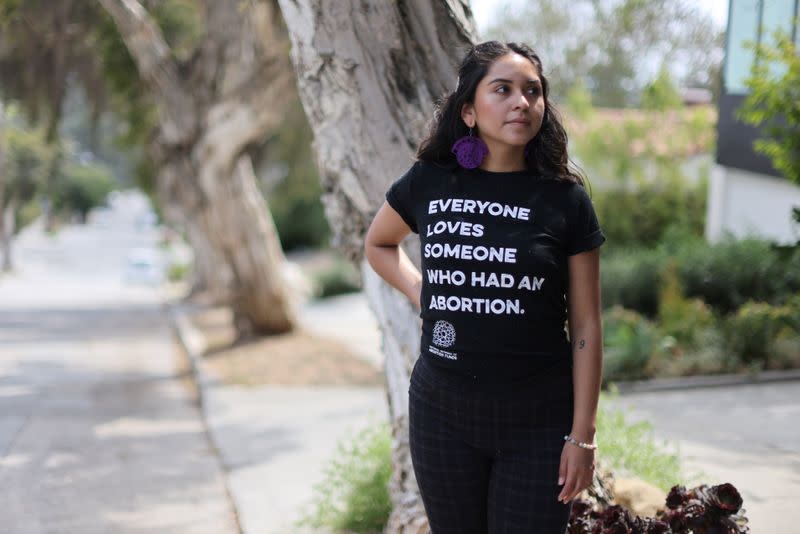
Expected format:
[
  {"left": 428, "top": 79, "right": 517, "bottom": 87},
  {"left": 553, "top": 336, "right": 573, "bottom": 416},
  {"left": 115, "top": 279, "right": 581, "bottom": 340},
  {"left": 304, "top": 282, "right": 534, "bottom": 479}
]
[{"left": 423, "top": 198, "right": 543, "bottom": 316}]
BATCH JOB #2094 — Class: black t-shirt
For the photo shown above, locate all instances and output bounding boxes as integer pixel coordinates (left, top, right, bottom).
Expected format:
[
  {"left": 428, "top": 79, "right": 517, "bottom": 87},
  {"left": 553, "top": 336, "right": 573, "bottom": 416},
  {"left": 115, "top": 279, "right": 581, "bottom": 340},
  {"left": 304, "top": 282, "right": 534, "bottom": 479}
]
[{"left": 385, "top": 160, "right": 606, "bottom": 389}]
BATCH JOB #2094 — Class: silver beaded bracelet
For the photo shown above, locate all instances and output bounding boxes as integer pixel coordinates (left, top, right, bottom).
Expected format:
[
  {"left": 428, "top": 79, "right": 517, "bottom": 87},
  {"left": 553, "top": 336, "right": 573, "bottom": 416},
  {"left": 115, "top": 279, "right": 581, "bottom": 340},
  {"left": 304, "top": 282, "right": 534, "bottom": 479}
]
[{"left": 563, "top": 434, "right": 598, "bottom": 450}]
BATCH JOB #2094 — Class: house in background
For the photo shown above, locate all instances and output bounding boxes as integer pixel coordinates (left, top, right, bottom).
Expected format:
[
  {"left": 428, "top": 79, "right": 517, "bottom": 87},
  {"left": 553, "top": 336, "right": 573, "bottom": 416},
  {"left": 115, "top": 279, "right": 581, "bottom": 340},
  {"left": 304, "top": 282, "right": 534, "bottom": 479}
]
[{"left": 706, "top": 0, "right": 800, "bottom": 244}]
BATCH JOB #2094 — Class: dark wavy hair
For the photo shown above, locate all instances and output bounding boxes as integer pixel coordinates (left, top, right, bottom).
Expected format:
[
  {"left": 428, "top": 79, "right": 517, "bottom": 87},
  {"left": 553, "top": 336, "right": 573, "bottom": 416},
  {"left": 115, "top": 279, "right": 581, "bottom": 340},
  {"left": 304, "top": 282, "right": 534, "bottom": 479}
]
[{"left": 416, "top": 40, "right": 586, "bottom": 186}]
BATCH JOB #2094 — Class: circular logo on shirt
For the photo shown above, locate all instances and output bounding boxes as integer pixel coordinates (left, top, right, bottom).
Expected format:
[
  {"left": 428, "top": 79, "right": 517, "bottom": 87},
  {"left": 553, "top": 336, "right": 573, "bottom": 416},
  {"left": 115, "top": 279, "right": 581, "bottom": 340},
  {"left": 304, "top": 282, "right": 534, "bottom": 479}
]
[{"left": 432, "top": 320, "right": 456, "bottom": 348}]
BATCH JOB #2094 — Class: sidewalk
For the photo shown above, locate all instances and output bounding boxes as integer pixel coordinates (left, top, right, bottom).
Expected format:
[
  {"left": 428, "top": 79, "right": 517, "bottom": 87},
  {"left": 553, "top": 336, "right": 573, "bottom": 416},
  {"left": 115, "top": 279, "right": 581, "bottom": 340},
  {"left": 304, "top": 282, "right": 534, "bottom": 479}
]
[
  {"left": 171, "top": 294, "right": 388, "bottom": 534},
  {"left": 0, "top": 202, "right": 240, "bottom": 533}
]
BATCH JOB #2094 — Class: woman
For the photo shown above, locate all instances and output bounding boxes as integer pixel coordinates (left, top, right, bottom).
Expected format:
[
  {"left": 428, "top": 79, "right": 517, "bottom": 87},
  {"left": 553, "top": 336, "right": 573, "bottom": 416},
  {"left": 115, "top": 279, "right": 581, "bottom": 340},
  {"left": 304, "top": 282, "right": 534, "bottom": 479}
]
[{"left": 364, "top": 41, "right": 604, "bottom": 533}]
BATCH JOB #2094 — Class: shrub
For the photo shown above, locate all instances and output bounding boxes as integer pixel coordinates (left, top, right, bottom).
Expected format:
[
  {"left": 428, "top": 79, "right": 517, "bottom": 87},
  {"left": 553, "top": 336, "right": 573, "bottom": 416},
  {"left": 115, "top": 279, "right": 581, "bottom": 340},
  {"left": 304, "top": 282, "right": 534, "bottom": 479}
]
[
  {"left": 268, "top": 184, "right": 331, "bottom": 252},
  {"left": 676, "top": 238, "right": 800, "bottom": 315},
  {"left": 657, "top": 262, "right": 716, "bottom": 348},
  {"left": 602, "top": 306, "right": 661, "bottom": 383},
  {"left": 298, "top": 420, "right": 392, "bottom": 533},
  {"left": 773, "top": 334, "right": 800, "bottom": 369},
  {"left": 723, "top": 300, "right": 800, "bottom": 371},
  {"left": 167, "top": 262, "right": 189, "bottom": 282},
  {"left": 312, "top": 257, "right": 362, "bottom": 298},
  {"left": 602, "top": 238, "right": 800, "bottom": 319},
  {"left": 601, "top": 249, "right": 666, "bottom": 318},
  {"left": 646, "top": 328, "right": 730, "bottom": 378},
  {"left": 678, "top": 239, "right": 773, "bottom": 314}
]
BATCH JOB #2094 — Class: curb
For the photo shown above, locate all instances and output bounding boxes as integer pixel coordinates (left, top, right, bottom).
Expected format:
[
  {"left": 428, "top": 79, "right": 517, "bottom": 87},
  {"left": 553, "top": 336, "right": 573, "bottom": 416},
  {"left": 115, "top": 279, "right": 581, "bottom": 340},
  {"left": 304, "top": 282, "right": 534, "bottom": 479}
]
[
  {"left": 168, "top": 303, "right": 243, "bottom": 534},
  {"left": 169, "top": 305, "right": 221, "bottom": 394},
  {"left": 609, "top": 368, "right": 800, "bottom": 394}
]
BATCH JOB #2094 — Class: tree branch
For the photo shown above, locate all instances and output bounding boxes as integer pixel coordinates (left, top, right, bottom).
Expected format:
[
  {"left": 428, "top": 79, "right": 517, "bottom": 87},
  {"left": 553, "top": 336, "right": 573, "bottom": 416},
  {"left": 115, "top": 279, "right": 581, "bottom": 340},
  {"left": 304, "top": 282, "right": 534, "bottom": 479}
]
[{"left": 96, "top": 0, "right": 197, "bottom": 145}]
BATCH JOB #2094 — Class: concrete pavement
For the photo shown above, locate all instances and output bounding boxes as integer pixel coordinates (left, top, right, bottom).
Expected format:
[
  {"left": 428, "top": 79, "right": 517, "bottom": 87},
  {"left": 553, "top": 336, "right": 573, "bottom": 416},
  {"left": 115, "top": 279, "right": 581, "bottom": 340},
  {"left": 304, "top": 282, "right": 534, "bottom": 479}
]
[{"left": 0, "top": 192, "right": 239, "bottom": 533}]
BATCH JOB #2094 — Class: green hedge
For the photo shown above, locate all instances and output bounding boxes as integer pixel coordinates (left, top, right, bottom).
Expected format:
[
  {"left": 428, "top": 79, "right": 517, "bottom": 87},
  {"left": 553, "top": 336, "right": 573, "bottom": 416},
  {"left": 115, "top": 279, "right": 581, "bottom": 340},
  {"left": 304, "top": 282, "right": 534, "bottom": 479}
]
[
  {"left": 678, "top": 240, "right": 800, "bottom": 314},
  {"left": 601, "top": 248, "right": 666, "bottom": 317},
  {"left": 602, "top": 296, "right": 800, "bottom": 383},
  {"left": 602, "top": 238, "right": 800, "bottom": 318},
  {"left": 722, "top": 297, "right": 800, "bottom": 371},
  {"left": 602, "top": 306, "right": 661, "bottom": 383},
  {"left": 601, "top": 252, "right": 800, "bottom": 382}
]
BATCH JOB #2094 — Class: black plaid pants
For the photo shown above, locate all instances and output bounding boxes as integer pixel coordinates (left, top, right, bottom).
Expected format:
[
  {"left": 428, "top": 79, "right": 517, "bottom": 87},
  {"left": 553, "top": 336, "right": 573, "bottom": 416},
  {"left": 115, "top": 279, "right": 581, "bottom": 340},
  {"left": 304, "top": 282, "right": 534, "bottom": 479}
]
[{"left": 408, "top": 354, "right": 574, "bottom": 533}]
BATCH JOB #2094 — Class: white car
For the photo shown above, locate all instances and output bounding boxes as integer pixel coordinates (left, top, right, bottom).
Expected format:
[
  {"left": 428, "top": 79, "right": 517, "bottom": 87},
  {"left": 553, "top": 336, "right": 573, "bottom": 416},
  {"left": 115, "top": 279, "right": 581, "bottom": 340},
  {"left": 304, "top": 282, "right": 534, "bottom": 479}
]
[{"left": 123, "top": 248, "right": 164, "bottom": 285}]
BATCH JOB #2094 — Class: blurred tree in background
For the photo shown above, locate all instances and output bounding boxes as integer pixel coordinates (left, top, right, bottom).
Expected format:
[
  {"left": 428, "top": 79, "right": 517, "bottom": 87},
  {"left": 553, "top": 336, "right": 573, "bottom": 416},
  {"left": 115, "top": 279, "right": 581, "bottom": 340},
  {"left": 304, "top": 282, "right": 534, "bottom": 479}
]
[
  {"left": 737, "top": 23, "right": 800, "bottom": 226},
  {"left": 0, "top": 0, "right": 322, "bottom": 336},
  {"left": 484, "top": 0, "right": 724, "bottom": 107},
  {"left": 0, "top": 116, "right": 51, "bottom": 271},
  {"left": 641, "top": 65, "right": 684, "bottom": 111},
  {"left": 260, "top": 97, "right": 330, "bottom": 252},
  {"left": 0, "top": 0, "right": 108, "bottom": 231},
  {"left": 53, "top": 161, "right": 115, "bottom": 223},
  {"left": 0, "top": 103, "right": 118, "bottom": 270}
]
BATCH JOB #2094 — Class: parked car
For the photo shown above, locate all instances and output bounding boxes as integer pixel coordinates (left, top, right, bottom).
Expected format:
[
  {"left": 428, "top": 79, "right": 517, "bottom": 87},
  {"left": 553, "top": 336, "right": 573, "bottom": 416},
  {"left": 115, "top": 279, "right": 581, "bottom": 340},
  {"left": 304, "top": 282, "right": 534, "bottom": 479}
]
[{"left": 123, "top": 247, "right": 164, "bottom": 285}]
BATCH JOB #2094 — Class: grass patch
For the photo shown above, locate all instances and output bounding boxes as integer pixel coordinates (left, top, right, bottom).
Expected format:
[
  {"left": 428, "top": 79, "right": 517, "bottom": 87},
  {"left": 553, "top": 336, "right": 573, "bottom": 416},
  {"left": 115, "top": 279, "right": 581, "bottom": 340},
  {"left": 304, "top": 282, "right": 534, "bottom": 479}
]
[
  {"left": 296, "top": 419, "right": 393, "bottom": 533},
  {"left": 598, "top": 387, "right": 710, "bottom": 492}
]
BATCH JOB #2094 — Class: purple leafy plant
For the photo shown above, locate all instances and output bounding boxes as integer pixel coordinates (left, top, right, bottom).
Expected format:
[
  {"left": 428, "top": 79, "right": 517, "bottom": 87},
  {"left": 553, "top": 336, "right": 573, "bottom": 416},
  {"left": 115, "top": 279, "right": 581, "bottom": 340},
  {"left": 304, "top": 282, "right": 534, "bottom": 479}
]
[{"left": 567, "top": 482, "right": 749, "bottom": 533}]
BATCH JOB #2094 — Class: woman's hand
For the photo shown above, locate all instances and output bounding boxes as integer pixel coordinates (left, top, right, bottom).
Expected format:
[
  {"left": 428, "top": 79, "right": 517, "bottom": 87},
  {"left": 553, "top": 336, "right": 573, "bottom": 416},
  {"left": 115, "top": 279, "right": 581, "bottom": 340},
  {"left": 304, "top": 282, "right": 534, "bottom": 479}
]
[{"left": 557, "top": 441, "right": 596, "bottom": 503}]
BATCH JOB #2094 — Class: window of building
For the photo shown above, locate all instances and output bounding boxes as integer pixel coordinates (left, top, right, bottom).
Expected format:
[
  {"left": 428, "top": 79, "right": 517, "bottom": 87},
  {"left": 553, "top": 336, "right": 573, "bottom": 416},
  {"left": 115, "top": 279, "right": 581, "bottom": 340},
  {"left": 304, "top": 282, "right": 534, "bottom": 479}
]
[{"left": 724, "top": 0, "right": 799, "bottom": 94}]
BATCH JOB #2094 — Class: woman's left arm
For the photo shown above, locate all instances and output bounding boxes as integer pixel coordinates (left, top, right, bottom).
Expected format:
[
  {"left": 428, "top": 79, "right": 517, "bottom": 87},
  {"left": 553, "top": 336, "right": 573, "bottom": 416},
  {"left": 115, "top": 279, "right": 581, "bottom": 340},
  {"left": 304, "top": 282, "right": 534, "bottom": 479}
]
[
  {"left": 557, "top": 247, "right": 603, "bottom": 503},
  {"left": 566, "top": 247, "right": 603, "bottom": 445}
]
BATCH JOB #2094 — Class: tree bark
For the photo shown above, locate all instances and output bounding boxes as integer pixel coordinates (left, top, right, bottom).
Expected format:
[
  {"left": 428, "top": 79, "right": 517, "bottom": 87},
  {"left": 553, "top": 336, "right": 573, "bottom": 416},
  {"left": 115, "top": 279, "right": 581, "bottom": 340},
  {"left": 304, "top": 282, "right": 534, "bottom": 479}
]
[
  {"left": 274, "top": 1, "right": 477, "bottom": 531},
  {"left": 151, "top": 137, "right": 232, "bottom": 302},
  {"left": 97, "top": 0, "right": 299, "bottom": 335}
]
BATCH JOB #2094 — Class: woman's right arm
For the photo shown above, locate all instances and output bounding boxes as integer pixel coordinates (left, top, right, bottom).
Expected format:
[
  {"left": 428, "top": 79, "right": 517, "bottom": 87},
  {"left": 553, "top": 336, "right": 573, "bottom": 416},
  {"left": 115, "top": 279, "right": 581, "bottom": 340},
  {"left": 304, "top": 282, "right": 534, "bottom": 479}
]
[{"left": 364, "top": 201, "right": 423, "bottom": 311}]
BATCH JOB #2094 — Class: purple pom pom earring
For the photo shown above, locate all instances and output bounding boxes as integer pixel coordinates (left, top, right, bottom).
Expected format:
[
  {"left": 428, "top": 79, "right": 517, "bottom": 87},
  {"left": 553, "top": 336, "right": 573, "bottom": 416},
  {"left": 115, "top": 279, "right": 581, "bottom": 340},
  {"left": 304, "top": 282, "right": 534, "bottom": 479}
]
[{"left": 451, "top": 127, "right": 488, "bottom": 169}]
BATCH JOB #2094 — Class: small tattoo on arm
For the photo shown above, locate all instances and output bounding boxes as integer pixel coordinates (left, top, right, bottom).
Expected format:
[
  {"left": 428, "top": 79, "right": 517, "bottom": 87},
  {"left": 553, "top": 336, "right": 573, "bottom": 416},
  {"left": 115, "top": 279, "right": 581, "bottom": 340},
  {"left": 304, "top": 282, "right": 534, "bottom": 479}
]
[{"left": 578, "top": 339, "right": 586, "bottom": 350}]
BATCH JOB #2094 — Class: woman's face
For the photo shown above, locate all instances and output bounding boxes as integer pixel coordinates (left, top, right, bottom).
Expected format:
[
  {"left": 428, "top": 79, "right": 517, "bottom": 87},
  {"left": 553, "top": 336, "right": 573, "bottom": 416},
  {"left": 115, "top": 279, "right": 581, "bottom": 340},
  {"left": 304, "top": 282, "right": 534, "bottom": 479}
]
[{"left": 461, "top": 53, "right": 545, "bottom": 150}]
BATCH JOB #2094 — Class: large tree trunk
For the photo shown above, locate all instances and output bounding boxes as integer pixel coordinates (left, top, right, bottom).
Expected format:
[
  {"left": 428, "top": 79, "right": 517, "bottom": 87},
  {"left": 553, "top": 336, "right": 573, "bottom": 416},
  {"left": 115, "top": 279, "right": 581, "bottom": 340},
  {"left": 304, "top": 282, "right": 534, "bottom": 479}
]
[
  {"left": 184, "top": 217, "right": 233, "bottom": 300},
  {"left": 152, "top": 138, "right": 232, "bottom": 302},
  {"left": 97, "top": 0, "right": 298, "bottom": 335},
  {"left": 274, "top": 1, "right": 477, "bottom": 531}
]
